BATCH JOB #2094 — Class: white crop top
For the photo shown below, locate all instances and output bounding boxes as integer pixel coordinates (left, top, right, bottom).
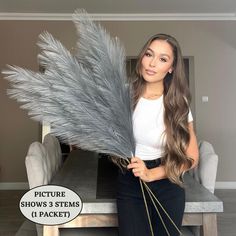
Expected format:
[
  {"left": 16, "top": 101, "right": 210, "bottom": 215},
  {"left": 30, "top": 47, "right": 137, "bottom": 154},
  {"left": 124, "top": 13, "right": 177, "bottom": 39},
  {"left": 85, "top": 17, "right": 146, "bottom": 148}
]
[{"left": 132, "top": 95, "right": 193, "bottom": 160}]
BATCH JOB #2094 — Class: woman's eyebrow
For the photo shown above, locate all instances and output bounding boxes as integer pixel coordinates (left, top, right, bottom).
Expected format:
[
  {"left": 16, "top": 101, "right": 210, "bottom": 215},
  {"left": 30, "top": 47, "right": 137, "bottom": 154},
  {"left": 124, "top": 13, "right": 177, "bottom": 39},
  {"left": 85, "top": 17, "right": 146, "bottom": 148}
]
[
  {"left": 160, "top": 53, "right": 171, "bottom": 59},
  {"left": 147, "top": 47, "right": 171, "bottom": 59},
  {"left": 147, "top": 48, "right": 154, "bottom": 53}
]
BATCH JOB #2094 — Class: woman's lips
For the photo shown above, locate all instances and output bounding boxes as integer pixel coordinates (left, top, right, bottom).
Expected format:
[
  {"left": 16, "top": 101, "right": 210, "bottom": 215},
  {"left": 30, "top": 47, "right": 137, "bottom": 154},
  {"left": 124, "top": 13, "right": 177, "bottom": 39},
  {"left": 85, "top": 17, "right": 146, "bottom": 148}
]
[{"left": 145, "top": 69, "right": 157, "bottom": 75}]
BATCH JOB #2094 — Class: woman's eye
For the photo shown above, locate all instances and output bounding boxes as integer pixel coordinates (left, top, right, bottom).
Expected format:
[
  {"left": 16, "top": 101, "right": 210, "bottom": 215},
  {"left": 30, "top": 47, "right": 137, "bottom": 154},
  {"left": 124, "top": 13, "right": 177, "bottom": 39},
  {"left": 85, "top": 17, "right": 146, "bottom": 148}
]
[
  {"left": 145, "top": 52, "right": 152, "bottom": 57},
  {"left": 160, "top": 58, "right": 167, "bottom": 62}
]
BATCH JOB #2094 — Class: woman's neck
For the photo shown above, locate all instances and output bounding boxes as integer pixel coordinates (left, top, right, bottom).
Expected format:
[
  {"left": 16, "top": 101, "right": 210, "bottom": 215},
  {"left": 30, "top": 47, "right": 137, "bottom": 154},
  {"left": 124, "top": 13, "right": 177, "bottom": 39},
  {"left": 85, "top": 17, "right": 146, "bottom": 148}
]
[{"left": 143, "top": 83, "right": 164, "bottom": 99}]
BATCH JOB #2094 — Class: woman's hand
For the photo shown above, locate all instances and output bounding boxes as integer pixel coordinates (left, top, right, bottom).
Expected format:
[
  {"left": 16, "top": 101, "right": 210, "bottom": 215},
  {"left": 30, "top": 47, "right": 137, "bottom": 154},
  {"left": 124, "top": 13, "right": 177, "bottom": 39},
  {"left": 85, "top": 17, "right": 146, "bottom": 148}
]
[
  {"left": 127, "top": 157, "right": 167, "bottom": 182},
  {"left": 127, "top": 157, "right": 151, "bottom": 182}
]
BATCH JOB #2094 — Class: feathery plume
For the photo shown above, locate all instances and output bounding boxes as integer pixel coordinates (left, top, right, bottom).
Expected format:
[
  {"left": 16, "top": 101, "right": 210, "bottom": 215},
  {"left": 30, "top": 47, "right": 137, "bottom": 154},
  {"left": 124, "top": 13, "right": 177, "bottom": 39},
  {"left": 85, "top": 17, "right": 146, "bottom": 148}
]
[{"left": 2, "top": 9, "right": 135, "bottom": 159}]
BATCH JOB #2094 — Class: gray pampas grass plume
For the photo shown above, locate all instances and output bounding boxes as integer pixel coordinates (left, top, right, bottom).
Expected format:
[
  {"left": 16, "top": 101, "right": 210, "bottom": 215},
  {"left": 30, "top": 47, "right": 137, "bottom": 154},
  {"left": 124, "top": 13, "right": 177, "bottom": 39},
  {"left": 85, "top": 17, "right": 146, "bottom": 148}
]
[{"left": 2, "top": 9, "right": 135, "bottom": 159}]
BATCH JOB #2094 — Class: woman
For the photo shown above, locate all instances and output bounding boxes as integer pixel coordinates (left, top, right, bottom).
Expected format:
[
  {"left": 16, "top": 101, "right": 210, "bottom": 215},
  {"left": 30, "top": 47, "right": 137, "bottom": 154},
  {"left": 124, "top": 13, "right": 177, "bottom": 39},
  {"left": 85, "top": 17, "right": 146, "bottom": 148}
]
[{"left": 116, "top": 34, "right": 199, "bottom": 236}]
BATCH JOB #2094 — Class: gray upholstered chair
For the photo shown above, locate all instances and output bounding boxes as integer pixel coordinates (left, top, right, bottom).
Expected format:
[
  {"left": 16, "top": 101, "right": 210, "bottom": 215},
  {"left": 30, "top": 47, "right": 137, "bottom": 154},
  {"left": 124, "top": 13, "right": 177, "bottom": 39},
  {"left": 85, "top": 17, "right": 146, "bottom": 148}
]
[
  {"left": 188, "top": 140, "right": 219, "bottom": 235},
  {"left": 43, "top": 133, "right": 62, "bottom": 180},
  {"left": 192, "top": 140, "right": 218, "bottom": 193},
  {"left": 25, "top": 141, "right": 49, "bottom": 236},
  {"left": 25, "top": 142, "right": 49, "bottom": 188}
]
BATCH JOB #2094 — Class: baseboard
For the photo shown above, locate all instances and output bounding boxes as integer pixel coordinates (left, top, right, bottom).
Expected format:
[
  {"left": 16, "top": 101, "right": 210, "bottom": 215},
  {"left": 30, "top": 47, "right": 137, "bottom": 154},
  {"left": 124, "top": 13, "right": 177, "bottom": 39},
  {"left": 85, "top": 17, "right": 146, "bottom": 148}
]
[
  {"left": 215, "top": 182, "right": 236, "bottom": 189},
  {"left": 0, "top": 182, "right": 29, "bottom": 190}
]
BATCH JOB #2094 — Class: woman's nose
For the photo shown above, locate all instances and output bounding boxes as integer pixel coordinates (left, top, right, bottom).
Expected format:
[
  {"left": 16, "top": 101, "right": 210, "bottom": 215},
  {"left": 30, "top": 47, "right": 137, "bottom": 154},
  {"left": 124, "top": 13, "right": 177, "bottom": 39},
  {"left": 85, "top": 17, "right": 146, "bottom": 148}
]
[{"left": 149, "top": 58, "right": 157, "bottom": 67}]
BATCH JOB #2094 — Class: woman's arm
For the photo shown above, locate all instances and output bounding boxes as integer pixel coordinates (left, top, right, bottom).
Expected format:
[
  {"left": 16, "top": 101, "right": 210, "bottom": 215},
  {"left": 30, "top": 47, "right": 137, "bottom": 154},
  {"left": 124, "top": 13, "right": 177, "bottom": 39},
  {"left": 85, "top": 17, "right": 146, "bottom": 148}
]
[
  {"left": 185, "top": 121, "right": 199, "bottom": 169},
  {"left": 127, "top": 122, "right": 199, "bottom": 182}
]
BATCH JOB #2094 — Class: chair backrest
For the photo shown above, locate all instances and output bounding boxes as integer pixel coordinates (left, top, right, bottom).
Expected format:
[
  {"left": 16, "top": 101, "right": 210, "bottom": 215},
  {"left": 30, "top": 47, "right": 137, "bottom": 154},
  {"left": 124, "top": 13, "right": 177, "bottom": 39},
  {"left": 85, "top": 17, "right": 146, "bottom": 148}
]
[
  {"left": 43, "top": 133, "right": 62, "bottom": 179},
  {"left": 193, "top": 140, "right": 218, "bottom": 193},
  {"left": 25, "top": 142, "right": 49, "bottom": 189}
]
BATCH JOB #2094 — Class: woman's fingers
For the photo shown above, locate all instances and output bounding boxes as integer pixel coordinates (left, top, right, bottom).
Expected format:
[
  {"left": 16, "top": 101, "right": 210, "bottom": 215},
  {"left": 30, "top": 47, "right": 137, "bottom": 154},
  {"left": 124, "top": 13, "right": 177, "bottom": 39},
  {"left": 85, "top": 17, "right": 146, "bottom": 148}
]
[
  {"left": 130, "top": 157, "right": 140, "bottom": 163},
  {"left": 127, "top": 157, "right": 141, "bottom": 169},
  {"left": 127, "top": 162, "right": 138, "bottom": 169},
  {"left": 126, "top": 157, "right": 150, "bottom": 181},
  {"left": 127, "top": 157, "right": 145, "bottom": 173}
]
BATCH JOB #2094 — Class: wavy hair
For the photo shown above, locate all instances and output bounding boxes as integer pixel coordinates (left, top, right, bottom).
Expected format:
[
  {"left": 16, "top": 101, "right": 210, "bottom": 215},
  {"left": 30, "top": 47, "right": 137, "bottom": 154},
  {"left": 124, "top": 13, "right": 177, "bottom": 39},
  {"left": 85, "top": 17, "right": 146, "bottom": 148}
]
[{"left": 131, "top": 33, "right": 193, "bottom": 185}]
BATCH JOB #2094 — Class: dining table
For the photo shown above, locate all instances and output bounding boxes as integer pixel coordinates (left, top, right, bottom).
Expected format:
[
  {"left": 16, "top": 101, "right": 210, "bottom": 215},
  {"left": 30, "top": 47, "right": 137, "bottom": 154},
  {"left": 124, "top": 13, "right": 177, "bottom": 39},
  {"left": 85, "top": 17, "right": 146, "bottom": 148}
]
[{"left": 43, "top": 149, "right": 223, "bottom": 236}]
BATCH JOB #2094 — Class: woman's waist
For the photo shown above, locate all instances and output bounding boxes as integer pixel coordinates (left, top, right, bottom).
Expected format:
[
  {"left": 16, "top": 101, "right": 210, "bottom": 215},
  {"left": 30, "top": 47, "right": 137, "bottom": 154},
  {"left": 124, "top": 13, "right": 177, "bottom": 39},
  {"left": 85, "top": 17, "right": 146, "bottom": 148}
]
[
  {"left": 135, "top": 143, "right": 164, "bottom": 161},
  {"left": 144, "top": 158, "right": 162, "bottom": 169}
]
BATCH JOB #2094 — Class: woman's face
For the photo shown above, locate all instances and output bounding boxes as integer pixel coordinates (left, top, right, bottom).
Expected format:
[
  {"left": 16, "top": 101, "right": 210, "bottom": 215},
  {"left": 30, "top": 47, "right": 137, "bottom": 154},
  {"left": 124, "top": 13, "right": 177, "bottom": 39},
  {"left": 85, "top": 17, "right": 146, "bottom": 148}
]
[{"left": 141, "top": 39, "right": 174, "bottom": 85}]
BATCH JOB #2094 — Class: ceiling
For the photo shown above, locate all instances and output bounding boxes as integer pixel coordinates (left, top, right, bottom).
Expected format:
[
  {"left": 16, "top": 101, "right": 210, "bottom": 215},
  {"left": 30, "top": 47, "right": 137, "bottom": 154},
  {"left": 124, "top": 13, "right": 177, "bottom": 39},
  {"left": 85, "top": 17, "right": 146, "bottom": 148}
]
[{"left": 0, "top": 0, "right": 236, "bottom": 16}]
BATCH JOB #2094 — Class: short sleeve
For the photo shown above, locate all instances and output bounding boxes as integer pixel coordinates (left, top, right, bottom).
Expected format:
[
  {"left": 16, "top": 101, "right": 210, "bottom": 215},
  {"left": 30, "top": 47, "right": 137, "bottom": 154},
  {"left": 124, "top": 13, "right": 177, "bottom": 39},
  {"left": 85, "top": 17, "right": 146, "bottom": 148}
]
[{"left": 188, "top": 109, "right": 193, "bottom": 122}]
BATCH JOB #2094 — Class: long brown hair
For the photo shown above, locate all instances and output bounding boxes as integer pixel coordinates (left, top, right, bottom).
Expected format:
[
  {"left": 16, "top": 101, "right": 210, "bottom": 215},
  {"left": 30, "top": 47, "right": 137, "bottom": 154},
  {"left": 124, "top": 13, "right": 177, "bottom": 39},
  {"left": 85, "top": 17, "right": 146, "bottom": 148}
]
[{"left": 132, "top": 33, "right": 193, "bottom": 185}]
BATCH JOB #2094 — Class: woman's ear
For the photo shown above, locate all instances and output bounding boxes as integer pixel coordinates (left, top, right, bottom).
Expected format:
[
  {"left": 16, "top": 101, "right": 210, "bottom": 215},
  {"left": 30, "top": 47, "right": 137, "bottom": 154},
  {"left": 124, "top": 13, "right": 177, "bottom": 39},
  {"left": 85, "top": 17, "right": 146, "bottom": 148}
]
[{"left": 168, "top": 67, "right": 174, "bottom": 74}]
